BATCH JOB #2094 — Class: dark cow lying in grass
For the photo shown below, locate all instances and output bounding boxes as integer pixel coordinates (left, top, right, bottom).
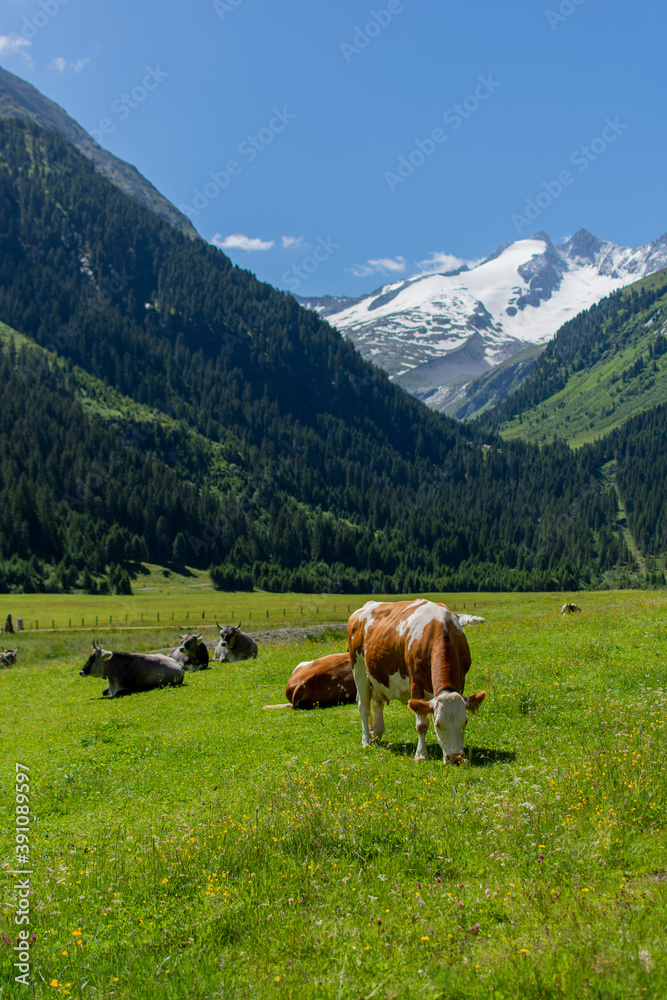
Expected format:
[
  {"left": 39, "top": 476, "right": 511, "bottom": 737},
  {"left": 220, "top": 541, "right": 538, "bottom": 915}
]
[
  {"left": 79, "top": 642, "right": 184, "bottom": 698},
  {"left": 169, "top": 632, "right": 210, "bottom": 671},
  {"left": 0, "top": 647, "right": 19, "bottom": 667},
  {"left": 286, "top": 652, "right": 356, "bottom": 709}
]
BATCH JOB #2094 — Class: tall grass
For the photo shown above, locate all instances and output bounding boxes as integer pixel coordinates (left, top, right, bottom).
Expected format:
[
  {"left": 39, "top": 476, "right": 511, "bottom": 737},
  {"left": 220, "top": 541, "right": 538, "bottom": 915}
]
[{"left": 1, "top": 592, "right": 666, "bottom": 998}]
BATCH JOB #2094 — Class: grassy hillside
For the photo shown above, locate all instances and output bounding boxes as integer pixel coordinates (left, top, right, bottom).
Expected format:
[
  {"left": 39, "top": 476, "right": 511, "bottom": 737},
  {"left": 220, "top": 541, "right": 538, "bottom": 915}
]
[
  {"left": 490, "top": 270, "right": 667, "bottom": 447},
  {"left": 1, "top": 591, "right": 665, "bottom": 998}
]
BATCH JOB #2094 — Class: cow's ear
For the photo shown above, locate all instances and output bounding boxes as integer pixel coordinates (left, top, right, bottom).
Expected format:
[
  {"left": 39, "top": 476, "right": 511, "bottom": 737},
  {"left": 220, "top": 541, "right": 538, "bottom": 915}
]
[
  {"left": 408, "top": 698, "right": 433, "bottom": 716},
  {"left": 465, "top": 691, "right": 486, "bottom": 714},
  {"left": 101, "top": 651, "right": 113, "bottom": 661}
]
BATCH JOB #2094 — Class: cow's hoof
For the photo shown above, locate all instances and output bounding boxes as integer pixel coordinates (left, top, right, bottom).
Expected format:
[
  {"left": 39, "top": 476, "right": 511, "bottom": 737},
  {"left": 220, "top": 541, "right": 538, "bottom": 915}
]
[{"left": 414, "top": 753, "right": 427, "bottom": 762}]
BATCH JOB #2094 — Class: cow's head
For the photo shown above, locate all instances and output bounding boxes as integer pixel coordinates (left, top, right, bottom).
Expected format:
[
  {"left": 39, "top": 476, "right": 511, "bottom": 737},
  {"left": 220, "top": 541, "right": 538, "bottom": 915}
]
[
  {"left": 216, "top": 622, "right": 241, "bottom": 648},
  {"left": 178, "top": 632, "right": 203, "bottom": 658},
  {"left": 80, "top": 641, "right": 111, "bottom": 677},
  {"left": 408, "top": 690, "right": 486, "bottom": 763}
]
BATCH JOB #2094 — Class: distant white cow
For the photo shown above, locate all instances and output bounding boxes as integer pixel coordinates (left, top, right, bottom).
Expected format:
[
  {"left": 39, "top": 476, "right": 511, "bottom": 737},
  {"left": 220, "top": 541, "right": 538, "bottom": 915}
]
[
  {"left": 457, "top": 614, "right": 486, "bottom": 626},
  {"left": 561, "top": 603, "right": 582, "bottom": 615}
]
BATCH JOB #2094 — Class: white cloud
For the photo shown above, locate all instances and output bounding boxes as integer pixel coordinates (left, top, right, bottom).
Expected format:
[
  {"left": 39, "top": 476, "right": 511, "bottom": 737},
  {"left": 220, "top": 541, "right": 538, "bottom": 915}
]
[
  {"left": 48, "top": 56, "right": 91, "bottom": 73},
  {"left": 0, "top": 34, "right": 32, "bottom": 60},
  {"left": 345, "top": 256, "right": 407, "bottom": 278},
  {"left": 412, "top": 251, "right": 480, "bottom": 277},
  {"left": 212, "top": 232, "right": 275, "bottom": 252},
  {"left": 281, "top": 235, "right": 306, "bottom": 250}
]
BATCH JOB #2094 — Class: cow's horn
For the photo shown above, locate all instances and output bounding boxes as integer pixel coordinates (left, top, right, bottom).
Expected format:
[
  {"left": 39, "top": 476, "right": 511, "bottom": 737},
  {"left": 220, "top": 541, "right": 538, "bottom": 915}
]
[
  {"left": 235, "top": 621, "right": 241, "bottom": 630},
  {"left": 216, "top": 622, "right": 223, "bottom": 631}
]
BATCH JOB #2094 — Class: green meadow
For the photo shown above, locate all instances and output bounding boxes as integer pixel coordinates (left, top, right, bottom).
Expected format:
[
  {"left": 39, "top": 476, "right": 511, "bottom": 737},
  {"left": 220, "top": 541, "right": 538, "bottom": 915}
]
[{"left": 1, "top": 591, "right": 666, "bottom": 999}]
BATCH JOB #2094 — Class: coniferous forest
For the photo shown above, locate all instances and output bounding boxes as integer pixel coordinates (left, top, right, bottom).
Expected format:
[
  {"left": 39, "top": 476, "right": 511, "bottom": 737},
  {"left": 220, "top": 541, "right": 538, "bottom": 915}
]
[{"left": 0, "top": 117, "right": 665, "bottom": 594}]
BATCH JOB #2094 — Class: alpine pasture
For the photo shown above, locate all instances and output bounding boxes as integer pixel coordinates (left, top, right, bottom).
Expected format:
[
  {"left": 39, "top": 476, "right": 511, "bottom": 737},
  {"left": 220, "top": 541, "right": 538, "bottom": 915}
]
[{"left": 1, "top": 590, "right": 666, "bottom": 999}]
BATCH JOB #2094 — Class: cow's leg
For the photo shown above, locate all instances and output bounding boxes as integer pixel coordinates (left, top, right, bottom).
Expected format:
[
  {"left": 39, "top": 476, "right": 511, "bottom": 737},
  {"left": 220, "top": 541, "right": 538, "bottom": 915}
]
[
  {"left": 352, "top": 654, "right": 373, "bottom": 747},
  {"left": 410, "top": 677, "right": 429, "bottom": 761},
  {"left": 414, "top": 713, "right": 430, "bottom": 761},
  {"left": 371, "top": 696, "right": 385, "bottom": 740}
]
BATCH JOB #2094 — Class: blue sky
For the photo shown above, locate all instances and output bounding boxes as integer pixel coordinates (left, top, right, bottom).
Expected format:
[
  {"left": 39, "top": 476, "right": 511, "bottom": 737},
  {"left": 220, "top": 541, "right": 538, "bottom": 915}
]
[{"left": 1, "top": 0, "right": 666, "bottom": 296}]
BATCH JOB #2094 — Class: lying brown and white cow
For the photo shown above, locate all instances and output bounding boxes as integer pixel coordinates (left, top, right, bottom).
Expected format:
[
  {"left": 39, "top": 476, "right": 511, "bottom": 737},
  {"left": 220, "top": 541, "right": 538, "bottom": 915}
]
[
  {"left": 561, "top": 603, "right": 582, "bottom": 615},
  {"left": 286, "top": 652, "right": 356, "bottom": 709},
  {"left": 169, "top": 632, "right": 210, "bottom": 671},
  {"left": 79, "top": 642, "right": 184, "bottom": 698},
  {"left": 348, "top": 599, "right": 485, "bottom": 763}
]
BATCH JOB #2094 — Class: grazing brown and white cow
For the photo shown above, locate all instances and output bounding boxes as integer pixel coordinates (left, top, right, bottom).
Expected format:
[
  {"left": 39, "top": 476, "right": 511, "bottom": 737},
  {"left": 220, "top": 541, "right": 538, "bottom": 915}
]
[
  {"left": 286, "top": 653, "right": 356, "bottom": 709},
  {"left": 561, "top": 603, "right": 582, "bottom": 615},
  {"left": 348, "top": 599, "right": 486, "bottom": 763}
]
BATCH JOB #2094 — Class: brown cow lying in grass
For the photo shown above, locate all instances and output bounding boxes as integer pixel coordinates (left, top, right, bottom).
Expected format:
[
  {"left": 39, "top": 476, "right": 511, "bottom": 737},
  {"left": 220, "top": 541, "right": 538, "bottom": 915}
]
[
  {"left": 286, "top": 652, "right": 357, "bottom": 709},
  {"left": 261, "top": 653, "right": 358, "bottom": 710}
]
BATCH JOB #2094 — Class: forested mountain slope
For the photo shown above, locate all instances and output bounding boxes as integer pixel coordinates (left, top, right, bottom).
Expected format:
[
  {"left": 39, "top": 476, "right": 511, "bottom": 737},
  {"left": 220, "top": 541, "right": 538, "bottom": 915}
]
[
  {"left": 0, "top": 117, "right": 655, "bottom": 593},
  {"left": 481, "top": 270, "right": 667, "bottom": 446}
]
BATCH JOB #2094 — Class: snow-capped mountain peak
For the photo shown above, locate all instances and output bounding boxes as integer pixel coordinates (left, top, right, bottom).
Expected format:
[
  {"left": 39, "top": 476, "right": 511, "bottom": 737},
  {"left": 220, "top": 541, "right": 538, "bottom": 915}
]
[{"left": 297, "top": 228, "right": 667, "bottom": 412}]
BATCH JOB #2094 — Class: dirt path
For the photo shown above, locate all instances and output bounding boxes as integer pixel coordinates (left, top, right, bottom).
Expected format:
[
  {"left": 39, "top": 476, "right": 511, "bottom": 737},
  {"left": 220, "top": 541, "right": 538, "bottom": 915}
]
[{"left": 203, "top": 623, "right": 347, "bottom": 650}]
